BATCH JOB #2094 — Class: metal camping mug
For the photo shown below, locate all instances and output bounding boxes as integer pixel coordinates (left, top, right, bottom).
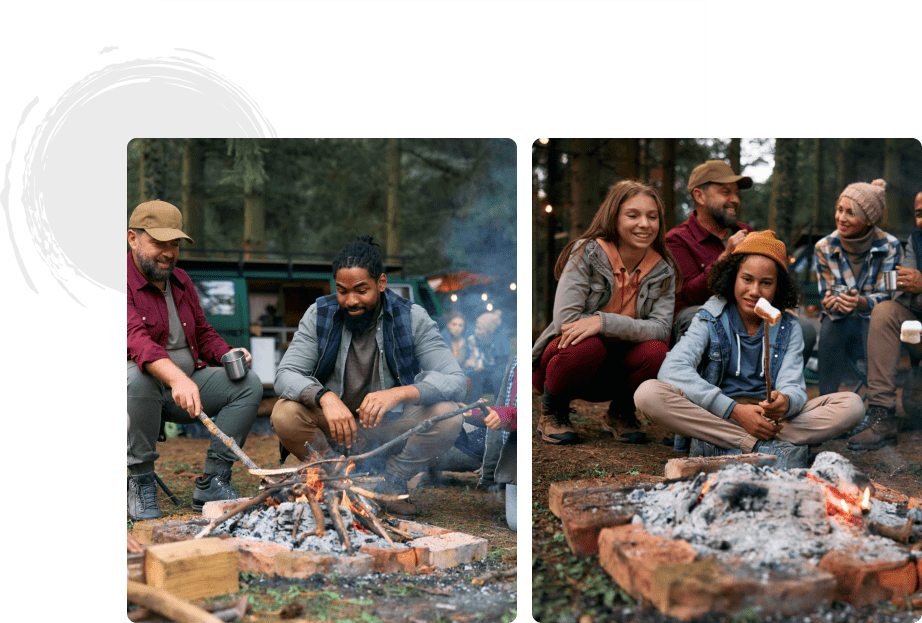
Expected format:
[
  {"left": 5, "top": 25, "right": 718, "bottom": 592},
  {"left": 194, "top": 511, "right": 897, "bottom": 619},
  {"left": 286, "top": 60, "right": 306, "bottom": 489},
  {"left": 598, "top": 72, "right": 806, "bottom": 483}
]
[
  {"left": 883, "top": 270, "right": 899, "bottom": 291},
  {"left": 831, "top": 285, "right": 848, "bottom": 297},
  {"left": 221, "top": 349, "right": 248, "bottom": 381}
]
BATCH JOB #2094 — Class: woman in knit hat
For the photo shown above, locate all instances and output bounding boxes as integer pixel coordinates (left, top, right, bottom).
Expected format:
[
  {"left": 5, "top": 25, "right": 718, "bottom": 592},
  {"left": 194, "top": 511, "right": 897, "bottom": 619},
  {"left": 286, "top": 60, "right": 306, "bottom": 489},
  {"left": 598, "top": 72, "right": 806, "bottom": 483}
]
[
  {"left": 465, "top": 311, "right": 509, "bottom": 401},
  {"left": 532, "top": 180, "right": 679, "bottom": 445},
  {"left": 634, "top": 231, "right": 865, "bottom": 468},
  {"left": 813, "top": 180, "right": 902, "bottom": 412}
]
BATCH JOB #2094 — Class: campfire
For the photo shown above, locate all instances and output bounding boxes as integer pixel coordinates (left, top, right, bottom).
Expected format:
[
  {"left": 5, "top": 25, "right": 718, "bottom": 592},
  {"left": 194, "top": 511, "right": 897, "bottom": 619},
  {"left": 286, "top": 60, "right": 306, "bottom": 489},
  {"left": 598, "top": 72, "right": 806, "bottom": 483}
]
[{"left": 554, "top": 451, "right": 922, "bottom": 619}]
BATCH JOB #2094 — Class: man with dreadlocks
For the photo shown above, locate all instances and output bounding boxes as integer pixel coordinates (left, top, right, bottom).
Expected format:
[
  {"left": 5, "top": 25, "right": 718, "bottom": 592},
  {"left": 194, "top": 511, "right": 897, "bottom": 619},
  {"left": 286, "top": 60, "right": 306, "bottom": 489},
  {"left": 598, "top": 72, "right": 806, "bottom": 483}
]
[{"left": 271, "top": 236, "right": 467, "bottom": 517}]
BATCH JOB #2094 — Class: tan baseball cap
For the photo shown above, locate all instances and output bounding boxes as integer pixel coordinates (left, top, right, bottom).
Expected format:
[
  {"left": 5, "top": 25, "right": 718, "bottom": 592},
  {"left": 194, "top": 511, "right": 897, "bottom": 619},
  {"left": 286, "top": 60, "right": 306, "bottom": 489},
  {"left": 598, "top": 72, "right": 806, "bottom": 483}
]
[
  {"left": 128, "top": 200, "right": 194, "bottom": 243},
  {"left": 687, "top": 160, "right": 753, "bottom": 193}
]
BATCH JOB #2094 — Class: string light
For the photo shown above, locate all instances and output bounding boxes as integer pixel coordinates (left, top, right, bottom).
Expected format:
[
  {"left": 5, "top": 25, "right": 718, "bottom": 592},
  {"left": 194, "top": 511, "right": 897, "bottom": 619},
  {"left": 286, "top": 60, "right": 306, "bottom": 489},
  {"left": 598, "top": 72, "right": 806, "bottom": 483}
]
[{"left": 509, "top": 282, "right": 517, "bottom": 291}]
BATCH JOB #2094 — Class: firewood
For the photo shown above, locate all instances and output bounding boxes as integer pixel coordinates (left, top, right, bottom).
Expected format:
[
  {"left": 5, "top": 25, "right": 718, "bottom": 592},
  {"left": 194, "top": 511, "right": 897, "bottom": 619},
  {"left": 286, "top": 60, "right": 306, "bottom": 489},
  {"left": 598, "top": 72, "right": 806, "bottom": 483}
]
[
  {"left": 194, "top": 488, "right": 275, "bottom": 539},
  {"left": 471, "top": 567, "right": 516, "bottom": 585},
  {"left": 305, "top": 488, "right": 326, "bottom": 537},
  {"left": 197, "top": 411, "right": 259, "bottom": 470},
  {"left": 128, "top": 580, "right": 225, "bottom": 623},
  {"left": 347, "top": 490, "right": 395, "bottom": 547},
  {"left": 348, "top": 485, "right": 409, "bottom": 503},
  {"left": 291, "top": 503, "right": 304, "bottom": 539},
  {"left": 144, "top": 539, "right": 238, "bottom": 602},
  {"left": 325, "top": 490, "right": 352, "bottom": 553}
]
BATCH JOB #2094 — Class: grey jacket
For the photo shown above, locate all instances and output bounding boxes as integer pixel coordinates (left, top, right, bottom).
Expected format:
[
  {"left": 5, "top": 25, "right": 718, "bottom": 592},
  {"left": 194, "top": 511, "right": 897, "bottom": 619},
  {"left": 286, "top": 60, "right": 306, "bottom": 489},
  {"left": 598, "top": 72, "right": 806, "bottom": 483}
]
[
  {"left": 532, "top": 239, "right": 676, "bottom": 365},
  {"left": 275, "top": 301, "right": 466, "bottom": 410}
]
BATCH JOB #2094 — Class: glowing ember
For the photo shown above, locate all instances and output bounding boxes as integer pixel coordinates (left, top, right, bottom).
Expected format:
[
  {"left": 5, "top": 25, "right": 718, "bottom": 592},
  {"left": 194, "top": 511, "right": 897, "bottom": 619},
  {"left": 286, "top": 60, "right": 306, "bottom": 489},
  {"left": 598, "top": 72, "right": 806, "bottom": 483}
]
[{"left": 805, "top": 473, "right": 866, "bottom": 526}]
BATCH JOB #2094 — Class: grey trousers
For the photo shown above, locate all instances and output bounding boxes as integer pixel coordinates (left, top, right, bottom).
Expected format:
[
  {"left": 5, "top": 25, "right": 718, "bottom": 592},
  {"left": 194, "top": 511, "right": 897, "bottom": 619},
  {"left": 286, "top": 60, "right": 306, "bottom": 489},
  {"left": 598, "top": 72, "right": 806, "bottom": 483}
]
[{"left": 127, "top": 363, "right": 262, "bottom": 475}]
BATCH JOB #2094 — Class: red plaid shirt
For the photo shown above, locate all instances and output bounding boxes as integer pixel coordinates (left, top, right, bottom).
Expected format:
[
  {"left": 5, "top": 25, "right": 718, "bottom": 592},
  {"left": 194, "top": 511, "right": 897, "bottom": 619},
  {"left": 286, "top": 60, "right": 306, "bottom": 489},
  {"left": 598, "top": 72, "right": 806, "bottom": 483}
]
[{"left": 127, "top": 252, "right": 231, "bottom": 372}]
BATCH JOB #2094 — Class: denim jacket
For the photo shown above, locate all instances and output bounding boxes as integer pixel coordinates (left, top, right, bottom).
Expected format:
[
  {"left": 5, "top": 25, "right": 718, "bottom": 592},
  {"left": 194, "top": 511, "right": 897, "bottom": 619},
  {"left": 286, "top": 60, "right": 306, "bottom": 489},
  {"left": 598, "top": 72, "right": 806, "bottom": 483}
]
[{"left": 657, "top": 296, "right": 807, "bottom": 420}]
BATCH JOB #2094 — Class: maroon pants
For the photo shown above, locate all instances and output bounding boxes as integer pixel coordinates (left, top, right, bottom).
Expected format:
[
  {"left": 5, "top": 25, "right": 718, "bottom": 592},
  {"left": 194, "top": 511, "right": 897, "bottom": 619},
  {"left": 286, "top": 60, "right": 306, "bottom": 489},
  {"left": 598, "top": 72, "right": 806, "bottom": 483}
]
[{"left": 534, "top": 335, "right": 668, "bottom": 410}]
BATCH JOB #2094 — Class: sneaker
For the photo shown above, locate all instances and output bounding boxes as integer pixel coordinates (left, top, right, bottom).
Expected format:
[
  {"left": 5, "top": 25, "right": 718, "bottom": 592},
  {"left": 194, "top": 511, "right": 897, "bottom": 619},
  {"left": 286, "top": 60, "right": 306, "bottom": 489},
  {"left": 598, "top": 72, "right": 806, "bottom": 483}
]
[
  {"left": 752, "top": 439, "right": 810, "bottom": 469},
  {"left": 802, "top": 368, "right": 819, "bottom": 385},
  {"left": 192, "top": 468, "right": 239, "bottom": 512},
  {"left": 377, "top": 473, "right": 416, "bottom": 518},
  {"left": 688, "top": 438, "right": 741, "bottom": 458},
  {"left": 846, "top": 406, "right": 899, "bottom": 451},
  {"left": 128, "top": 472, "right": 163, "bottom": 521}
]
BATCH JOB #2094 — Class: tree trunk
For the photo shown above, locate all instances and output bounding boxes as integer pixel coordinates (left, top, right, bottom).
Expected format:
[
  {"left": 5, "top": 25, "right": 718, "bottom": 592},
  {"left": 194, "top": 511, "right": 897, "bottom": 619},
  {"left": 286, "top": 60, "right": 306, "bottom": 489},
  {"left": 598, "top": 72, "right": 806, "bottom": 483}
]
[
  {"left": 386, "top": 138, "right": 401, "bottom": 261},
  {"left": 729, "top": 138, "right": 741, "bottom": 174},
  {"left": 182, "top": 138, "right": 206, "bottom": 249},
  {"left": 662, "top": 138, "right": 677, "bottom": 231},
  {"left": 812, "top": 138, "right": 824, "bottom": 235},
  {"left": 768, "top": 138, "right": 799, "bottom": 243},
  {"left": 569, "top": 139, "right": 600, "bottom": 240},
  {"left": 883, "top": 138, "right": 900, "bottom": 231},
  {"left": 140, "top": 138, "right": 165, "bottom": 203},
  {"left": 243, "top": 190, "right": 266, "bottom": 257}
]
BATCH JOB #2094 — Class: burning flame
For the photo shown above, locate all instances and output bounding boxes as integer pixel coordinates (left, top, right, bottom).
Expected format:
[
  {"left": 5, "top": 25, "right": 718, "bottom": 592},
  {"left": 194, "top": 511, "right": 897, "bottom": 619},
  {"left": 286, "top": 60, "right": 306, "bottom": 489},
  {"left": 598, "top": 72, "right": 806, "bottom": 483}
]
[{"left": 805, "top": 474, "right": 870, "bottom": 526}]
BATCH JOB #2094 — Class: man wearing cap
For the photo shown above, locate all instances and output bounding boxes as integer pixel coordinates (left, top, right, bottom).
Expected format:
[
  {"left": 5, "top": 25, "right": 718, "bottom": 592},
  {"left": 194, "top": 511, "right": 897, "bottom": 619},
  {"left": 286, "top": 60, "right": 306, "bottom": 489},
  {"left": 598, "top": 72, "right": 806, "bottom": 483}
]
[
  {"left": 127, "top": 200, "right": 262, "bottom": 521},
  {"left": 666, "top": 160, "right": 755, "bottom": 340}
]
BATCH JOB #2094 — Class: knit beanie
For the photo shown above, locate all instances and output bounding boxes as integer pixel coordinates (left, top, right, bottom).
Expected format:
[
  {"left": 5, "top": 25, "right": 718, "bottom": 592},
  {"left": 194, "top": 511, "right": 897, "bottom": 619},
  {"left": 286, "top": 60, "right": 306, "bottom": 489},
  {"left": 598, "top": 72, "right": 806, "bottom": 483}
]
[
  {"left": 839, "top": 179, "right": 887, "bottom": 225},
  {"left": 731, "top": 230, "right": 788, "bottom": 273}
]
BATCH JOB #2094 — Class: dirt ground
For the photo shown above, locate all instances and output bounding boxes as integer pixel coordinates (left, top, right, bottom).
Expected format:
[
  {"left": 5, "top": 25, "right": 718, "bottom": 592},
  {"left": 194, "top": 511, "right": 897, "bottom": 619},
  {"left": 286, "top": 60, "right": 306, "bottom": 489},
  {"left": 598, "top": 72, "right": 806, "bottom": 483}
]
[
  {"left": 532, "top": 381, "right": 922, "bottom": 623},
  {"left": 127, "top": 417, "right": 517, "bottom": 623}
]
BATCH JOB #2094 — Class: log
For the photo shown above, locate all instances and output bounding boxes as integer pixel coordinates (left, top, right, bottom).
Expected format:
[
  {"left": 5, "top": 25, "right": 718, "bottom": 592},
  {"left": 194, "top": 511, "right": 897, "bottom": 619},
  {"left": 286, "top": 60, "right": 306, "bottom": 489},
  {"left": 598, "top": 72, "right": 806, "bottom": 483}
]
[
  {"left": 197, "top": 411, "right": 259, "bottom": 470},
  {"left": 348, "top": 490, "right": 395, "bottom": 547},
  {"left": 195, "top": 488, "right": 275, "bottom": 539},
  {"left": 664, "top": 453, "right": 778, "bottom": 480},
  {"left": 144, "top": 539, "right": 238, "bottom": 601},
  {"left": 348, "top": 485, "right": 408, "bottom": 503},
  {"left": 127, "top": 582, "right": 224, "bottom": 623},
  {"left": 325, "top": 490, "right": 352, "bottom": 553}
]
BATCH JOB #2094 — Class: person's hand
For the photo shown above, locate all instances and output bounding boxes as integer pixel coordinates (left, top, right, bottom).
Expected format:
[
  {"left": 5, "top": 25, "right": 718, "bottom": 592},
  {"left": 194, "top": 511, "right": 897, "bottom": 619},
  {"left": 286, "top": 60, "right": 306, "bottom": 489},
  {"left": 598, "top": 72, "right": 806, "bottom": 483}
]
[
  {"left": 723, "top": 230, "right": 749, "bottom": 257},
  {"left": 170, "top": 376, "right": 202, "bottom": 418},
  {"left": 730, "top": 403, "right": 782, "bottom": 440},
  {"left": 357, "top": 388, "right": 406, "bottom": 429},
  {"left": 897, "top": 266, "right": 922, "bottom": 294},
  {"left": 319, "top": 391, "right": 358, "bottom": 449},
  {"left": 835, "top": 288, "right": 860, "bottom": 314},
  {"left": 229, "top": 347, "right": 252, "bottom": 366},
  {"left": 559, "top": 315, "right": 601, "bottom": 349},
  {"left": 484, "top": 407, "right": 502, "bottom": 430},
  {"left": 127, "top": 531, "right": 143, "bottom": 554},
  {"left": 758, "top": 391, "right": 790, "bottom": 421}
]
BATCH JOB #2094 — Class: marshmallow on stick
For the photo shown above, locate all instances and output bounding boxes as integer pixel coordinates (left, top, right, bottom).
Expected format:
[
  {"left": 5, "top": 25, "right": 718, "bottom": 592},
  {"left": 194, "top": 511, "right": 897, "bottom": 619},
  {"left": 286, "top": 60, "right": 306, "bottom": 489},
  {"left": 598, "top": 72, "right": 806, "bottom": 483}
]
[
  {"left": 901, "top": 320, "right": 922, "bottom": 344},
  {"left": 754, "top": 297, "right": 782, "bottom": 326}
]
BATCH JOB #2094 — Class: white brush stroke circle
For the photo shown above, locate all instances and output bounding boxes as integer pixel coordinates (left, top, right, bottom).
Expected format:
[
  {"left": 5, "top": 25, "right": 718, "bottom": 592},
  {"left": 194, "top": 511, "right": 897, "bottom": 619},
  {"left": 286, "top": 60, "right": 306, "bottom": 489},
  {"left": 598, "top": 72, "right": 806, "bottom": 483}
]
[{"left": 20, "top": 55, "right": 275, "bottom": 298}]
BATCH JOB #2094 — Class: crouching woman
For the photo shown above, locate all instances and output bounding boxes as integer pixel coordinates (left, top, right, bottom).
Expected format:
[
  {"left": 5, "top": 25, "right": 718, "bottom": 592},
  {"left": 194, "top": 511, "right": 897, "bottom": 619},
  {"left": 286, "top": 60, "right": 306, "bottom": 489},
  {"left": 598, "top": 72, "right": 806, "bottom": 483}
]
[{"left": 635, "top": 231, "right": 864, "bottom": 468}]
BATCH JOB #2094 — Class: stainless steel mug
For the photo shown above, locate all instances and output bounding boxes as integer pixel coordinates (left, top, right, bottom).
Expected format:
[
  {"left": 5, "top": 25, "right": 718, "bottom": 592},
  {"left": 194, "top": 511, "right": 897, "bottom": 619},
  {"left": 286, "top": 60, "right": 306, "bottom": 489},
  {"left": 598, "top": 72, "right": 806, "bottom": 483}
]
[
  {"left": 831, "top": 285, "right": 848, "bottom": 297},
  {"left": 221, "top": 349, "right": 248, "bottom": 381},
  {"left": 883, "top": 270, "right": 898, "bottom": 291}
]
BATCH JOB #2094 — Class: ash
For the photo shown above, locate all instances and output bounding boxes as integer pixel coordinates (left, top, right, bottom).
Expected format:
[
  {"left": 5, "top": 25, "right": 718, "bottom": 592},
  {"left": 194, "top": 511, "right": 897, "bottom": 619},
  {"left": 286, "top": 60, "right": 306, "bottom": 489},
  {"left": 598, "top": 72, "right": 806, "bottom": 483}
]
[
  {"left": 214, "top": 502, "right": 420, "bottom": 553},
  {"left": 631, "top": 454, "right": 918, "bottom": 568}
]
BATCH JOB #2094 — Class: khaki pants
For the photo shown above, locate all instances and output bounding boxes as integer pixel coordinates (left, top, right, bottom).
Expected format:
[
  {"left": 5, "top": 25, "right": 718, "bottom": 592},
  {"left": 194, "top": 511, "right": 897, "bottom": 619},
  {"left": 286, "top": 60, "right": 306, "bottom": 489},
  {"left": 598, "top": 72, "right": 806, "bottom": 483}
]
[
  {"left": 271, "top": 398, "right": 463, "bottom": 480},
  {"left": 866, "top": 300, "right": 922, "bottom": 411},
  {"left": 635, "top": 380, "right": 864, "bottom": 452}
]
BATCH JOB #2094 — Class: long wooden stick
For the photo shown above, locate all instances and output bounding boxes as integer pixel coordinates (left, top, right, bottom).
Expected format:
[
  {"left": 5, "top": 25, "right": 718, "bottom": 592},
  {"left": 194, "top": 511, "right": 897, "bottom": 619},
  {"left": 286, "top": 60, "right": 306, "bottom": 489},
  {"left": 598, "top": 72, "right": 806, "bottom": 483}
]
[
  {"left": 348, "top": 491, "right": 394, "bottom": 547},
  {"left": 127, "top": 581, "right": 224, "bottom": 623},
  {"left": 348, "top": 485, "right": 408, "bottom": 503},
  {"left": 325, "top": 490, "right": 352, "bottom": 553},
  {"left": 198, "top": 411, "right": 259, "bottom": 470},
  {"left": 194, "top": 487, "right": 277, "bottom": 539},
  {"left": 763, "top": 320, "right": 772, "bottom": 400}
]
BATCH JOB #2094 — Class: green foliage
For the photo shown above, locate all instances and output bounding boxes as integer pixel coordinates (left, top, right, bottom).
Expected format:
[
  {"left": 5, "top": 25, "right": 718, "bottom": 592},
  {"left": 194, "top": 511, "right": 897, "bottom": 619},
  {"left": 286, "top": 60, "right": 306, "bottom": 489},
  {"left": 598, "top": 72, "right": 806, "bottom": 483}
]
[{"left": 731, "top": 607, "right": 763, "bottom": 623}]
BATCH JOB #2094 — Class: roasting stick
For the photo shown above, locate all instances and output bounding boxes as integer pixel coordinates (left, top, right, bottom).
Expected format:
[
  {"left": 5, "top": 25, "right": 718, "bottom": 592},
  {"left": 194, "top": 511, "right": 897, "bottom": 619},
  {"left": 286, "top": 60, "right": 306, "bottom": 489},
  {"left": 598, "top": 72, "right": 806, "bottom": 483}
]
[
  {"left": 197, "top": 410, "right": 259, "bottom": 470},
  {"left": 754, "top": 298, "right": 782, "bottom": 401}
]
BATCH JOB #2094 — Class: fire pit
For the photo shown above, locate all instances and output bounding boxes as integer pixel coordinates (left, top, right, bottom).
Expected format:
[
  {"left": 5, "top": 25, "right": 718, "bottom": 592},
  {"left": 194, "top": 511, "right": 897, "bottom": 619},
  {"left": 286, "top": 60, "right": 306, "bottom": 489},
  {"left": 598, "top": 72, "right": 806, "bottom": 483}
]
[{"left": 554, "top": 452, "right": 922, "bottom": 620}]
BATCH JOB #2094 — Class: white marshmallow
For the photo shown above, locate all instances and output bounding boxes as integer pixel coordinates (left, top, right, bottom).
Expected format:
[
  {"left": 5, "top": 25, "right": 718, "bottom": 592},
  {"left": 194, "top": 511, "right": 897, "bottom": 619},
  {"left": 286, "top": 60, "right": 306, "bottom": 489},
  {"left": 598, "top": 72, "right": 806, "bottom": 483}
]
[
  {"left": 754, "top": 297, "right": 781, "bottom": 325},
  {"left": 900, "top": 320, "right": 922, "bottom": 344}
]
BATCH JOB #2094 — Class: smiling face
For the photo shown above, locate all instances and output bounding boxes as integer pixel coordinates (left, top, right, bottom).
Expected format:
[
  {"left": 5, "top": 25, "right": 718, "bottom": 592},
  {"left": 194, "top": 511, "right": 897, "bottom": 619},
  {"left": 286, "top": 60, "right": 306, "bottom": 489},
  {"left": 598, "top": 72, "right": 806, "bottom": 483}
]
[
  {"left": 835, "top": 196, "right": 871, "bottom": 238},
  {"left": 734, "top": 255, "right": 779, "bottom": 326},
  {"left": 335, "top": 266, "right": 387, "bottom": 333},
  {"left": 128, "top": 229, "right": 180, "bottom": 286},
  {"left": 616, "top": 194, "right": 660, "bottom": 254},
  {"left": 697, "top": 182, "right": 741, "bottom": 230}
]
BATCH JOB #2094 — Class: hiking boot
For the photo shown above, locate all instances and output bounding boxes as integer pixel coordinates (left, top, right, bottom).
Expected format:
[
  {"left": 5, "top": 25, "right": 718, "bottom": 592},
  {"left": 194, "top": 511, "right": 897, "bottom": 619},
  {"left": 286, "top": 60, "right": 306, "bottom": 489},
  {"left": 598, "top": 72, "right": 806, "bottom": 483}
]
[
  {"left": 192, "top": 468, "right": 239, "bottom": 512},
  {"left": 377, "top": 473, "right": 416, "bottom": 518},
  {"left": 128, "top": 472, "right": 163, "bottom": 521},
  {"left": 840, "top": 409, "right": 874, "bottom": 439},
  {"left": 752, "top": 439, "right": 810, "bottom": 469},
  {"left": 601, "top": 402, "right": 640, "bottom": 436},
  {"left": 846, "top": 406, "right": 900, "bottom": 451},
  {"left": 538, "top": 405, "right": 580, "bottom": 445}
]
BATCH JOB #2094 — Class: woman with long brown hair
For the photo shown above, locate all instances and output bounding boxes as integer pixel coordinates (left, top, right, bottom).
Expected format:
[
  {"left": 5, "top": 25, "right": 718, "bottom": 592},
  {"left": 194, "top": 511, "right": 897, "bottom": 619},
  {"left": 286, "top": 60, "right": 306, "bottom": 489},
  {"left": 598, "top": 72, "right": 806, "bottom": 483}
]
[{"left": 532, "top": 180, "right": 679, "bottom": 444}]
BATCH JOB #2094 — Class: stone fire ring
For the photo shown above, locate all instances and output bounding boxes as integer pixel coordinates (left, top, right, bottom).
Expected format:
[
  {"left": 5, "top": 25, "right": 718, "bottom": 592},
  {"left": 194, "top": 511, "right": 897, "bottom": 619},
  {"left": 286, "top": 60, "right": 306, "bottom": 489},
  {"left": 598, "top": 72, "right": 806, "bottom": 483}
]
[{"left": 132, "top": 497, "right": 488, "bottom": 579}]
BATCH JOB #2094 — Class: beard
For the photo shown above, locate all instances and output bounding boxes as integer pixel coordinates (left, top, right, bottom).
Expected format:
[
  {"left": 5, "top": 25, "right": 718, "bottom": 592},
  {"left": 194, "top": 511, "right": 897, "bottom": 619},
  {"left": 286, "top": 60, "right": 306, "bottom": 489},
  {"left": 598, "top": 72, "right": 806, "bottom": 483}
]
[
  {"left": 342, "top": 304, "right": 378, "bottom": 334},
  {"left": 136, "top": 251, "right": 175, "bottom": 283},
  {"left": 706, "top": 202, "right": 739, "bottom": 230}
]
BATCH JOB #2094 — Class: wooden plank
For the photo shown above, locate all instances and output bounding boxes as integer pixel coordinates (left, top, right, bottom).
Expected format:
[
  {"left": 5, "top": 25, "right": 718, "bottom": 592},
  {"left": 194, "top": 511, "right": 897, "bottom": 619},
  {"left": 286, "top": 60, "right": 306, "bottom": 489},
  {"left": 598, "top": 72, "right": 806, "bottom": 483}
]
[
  {"left": 548, "top": 475, "right": 664, "bottom": 517},
  {"left": 145, "top": 538, "right": 239, "bottom": 601},
  {"left": 664, "top": 453, "right": 777, "bottom": 480}
]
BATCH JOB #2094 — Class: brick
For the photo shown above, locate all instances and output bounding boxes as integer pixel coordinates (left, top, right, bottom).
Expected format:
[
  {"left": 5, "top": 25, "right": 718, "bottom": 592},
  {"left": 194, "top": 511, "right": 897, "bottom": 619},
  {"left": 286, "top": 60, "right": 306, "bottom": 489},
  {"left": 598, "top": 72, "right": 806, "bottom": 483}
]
[
  {"left": 819, "top": 548, "right": 918, "bottom": 607},
  {"left": 664, "top": 453, "right": 777, "bottom": 480},
  {"left": 145, "top": 538, "right": 239, "bottom": 601},
  {"left": 598, "top": 524, "right": 837, "bottom": 620},
  {"left": 274, "top": 550, "right": 335, "bottom": 578},
  {"left": 359, "top": 545, "right": 418, "bottom": 574},
  {"left": 409, "top": 533, "right": 488, "bottom": 569},
  {"left": 554, "top": 487, "right": 641, "bottom": 556},
  {"left": 223, "top": 538, "right": 288, "bottom": 576}
]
